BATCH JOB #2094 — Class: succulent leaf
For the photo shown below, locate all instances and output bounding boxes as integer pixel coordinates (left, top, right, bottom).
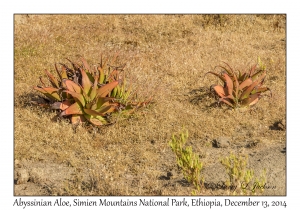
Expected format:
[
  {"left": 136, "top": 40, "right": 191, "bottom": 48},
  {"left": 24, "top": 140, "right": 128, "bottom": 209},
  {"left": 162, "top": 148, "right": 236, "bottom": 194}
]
[
  {"left": 249, "top": 64, "right": 257, "bottom": 77},
  {"left": 204, "top": 71, "right": 226, "bottom": 83},
  {"left": 223, "top": 73, "right": 233, "bottom": 96},
  {"left": 219, "top": 98, "right": 234, "bottom": 107},
  {"left": 251, "top": 87, "right": 272, "bottom": 96},
  {"left": 34, "top": 86, "right": 61, "bottom": 101},
  {"left": 64, "top": 79, "right": 82, "bottom": 93},
  {"left": 60, "top": 102, "right": 83, "bottom": 116},
  {"left": 93, "top": 97, "right": 112, "bottom": 110},
  {"left": 239, "top": 78, "right": 253, "bottom": 90},
  {"left": 240, "top": 93, "right": 260, "bottom": 107},
  {"left": 51, "top": 100, "right": 72, "bottom": 110},
  {"left": 80, "top": 68, "right": 93, "bottom": 95},
  {"left": 251, "top": 70, "right": 266, "bottom": 82},
  {"left": 71, "top": 114, "right": 86, "bottom": 125},
  {"left": 84, "top": 114, "right": 107, "bottom": 126},
  {"left": 96, "top": 80, "right": 119, "bottom": 98},
  {"left": 44, "top": 70, "right": 59, "bottom": 88},
  {"left": 240, "top": 72, "right": 266, "bottom": 100},
  {"left": 83, "top": 108, "right": 105, "bottom": 116},
  {"left": 213, "top": 85, "right": 226, "bottom": 98},
  {"left": 89, "top": 75, "right": 99, "bottom": 100},
  {"left": 81, "top": 57, "right": 91, "bottom": 73},
  {"left": 95, "top": 104, "right": 116, "bottom": 114},
  {"left": 98, "top": 66, "right": 105, "bottom": 84},
  {"left": 64, "top": 90, "right": 86, "bottom": 107}
]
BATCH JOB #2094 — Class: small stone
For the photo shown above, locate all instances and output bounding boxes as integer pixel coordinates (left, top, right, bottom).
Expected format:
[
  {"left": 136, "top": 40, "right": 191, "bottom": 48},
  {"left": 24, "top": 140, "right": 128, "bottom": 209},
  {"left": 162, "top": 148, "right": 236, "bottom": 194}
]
[
  {"left": 212, "top": 137, "right": 230, "bottom": 148},
  {"left": 167, "top": 171, "right": 173, "bottom": 178},
  {"left": 245, "top": 139, "right": 260, "bottom": 148}
]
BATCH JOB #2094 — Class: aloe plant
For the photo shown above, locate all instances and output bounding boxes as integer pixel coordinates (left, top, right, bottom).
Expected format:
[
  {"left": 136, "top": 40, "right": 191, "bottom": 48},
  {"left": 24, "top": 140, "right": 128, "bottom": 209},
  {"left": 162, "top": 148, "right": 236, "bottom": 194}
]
[
  {"left": 34, "top": 59, "right": 120, "bottom": 126},
  {"left": 205, "top": 62, "right": 271, "bottom": 108},
  {"left": 33, "top": 56, "right": 152, "bottom": 126}
]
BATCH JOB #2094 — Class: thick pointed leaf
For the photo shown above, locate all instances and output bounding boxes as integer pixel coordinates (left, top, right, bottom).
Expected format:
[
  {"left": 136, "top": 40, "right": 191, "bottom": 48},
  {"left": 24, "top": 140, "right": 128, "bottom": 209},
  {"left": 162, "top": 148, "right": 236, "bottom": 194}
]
[
  {"left": 51, "top": 100, "right": 72, "bottom": 110},
  {"left": 213, "top": 85, "right": 226, "bottom": 98},
  {"left": 239, "top": 78, "right": 253, "bottom": 90},
  {"left": 204, "top": 71, "right": 226, "bottom": 83},
  {"left": 231, "top": 70, "right": 239, "bottom": 98},
  {"left": 44, "top": 70, "right": 59, "bottom": 88},
  {"left": 240, "top": 71, "right": 266, "bottom": 100},
  {"left": 91, "top": 97, "right": 110, "bottom": 110},
  {"left": 34, "top": 86, "right": 61, "bottom": 101},
  {"left": 86, "top": 71, "right": 95, "bottom": 84},
  {"left": 60, "top": 102, "right": 83, "bottom": 116},
  {"left": 84, "top": 114, "right": 107, "bottom": 126},
  {"left": 219, "top": 98, "right": 234, "bottom": 107},
  {"left": 238, "top": 72, "right": 249, "bottom": 82},
  {"left": 251, "top": 87, "right": 272, "bottom": 97},
  {"left": 54, "top": 64, "right": 62, "bottom": 81},
  {"left": 80, "top": 68, "right": 92, "bottom": 95},
  {"left": 66, "top": 58, "right": 80, "bottom": 71},
  {"left": 240, "top": 81, "right": 259, "bottom": 100},
  {"left": 216, "top": 62, "right": 235, "bottom": 77},
  {"left": 39, "top": 76, "right": 46, "bottom": 86},
  {"left": 64, "top": 90, "right": 86, "bottom": 107},
  {"left": 83, "top": 108, "right": 105, "bottom": 116},
  {"left": 240, "top": 93, "right": 260, "bottom": 107},
  {"left": 223, "top": 73, "right": 233, "bottom": 96},
  {"left": 249, "top": 64, "right": 257, "bottom": 77},
  {"left": 59, "top": 64, "right": 69, "bottom": 80},
  {"left": 111, "top": 83, "right": 119, "bottom": 97},
  {"left": 238, "top": 69, "right": 242, "bottom": 80},
  {"left": 95, "top": 105, "right": 116, "bottom": 114},
  {"left": 251, "top": 70, "right": 266, "bottom": 82},
  {"left": 33, "top": 86, "right": 48, "bottom": 94},
  {"left": 86, "top": 101, "right": 93, "bottom": 109},
  {"left": 99, "top": 54, "right": 103, "bottom": 68},
  {"left": 71, "top": 114, "right": 86, "bottom": 125},
  {"left": 96, "top": 81, "right": 119, "bottom": 98},
  {"left": 89, "top": 75, "right": 99, "bottom": 100},
  {"left": 81, "top": 57, "right": 91, "bottom": 73},
  {"left": 217, "top": 63, "right": 239, "bottom": 98},
  {"left": 98, "top": 66, "right": 105, "bottom": 84},
  {"left": 64, "top": 79, "right": 82, "bottom": 93},
  {"left": 107, "top": 69, "right": 119, "bottom": 82}
]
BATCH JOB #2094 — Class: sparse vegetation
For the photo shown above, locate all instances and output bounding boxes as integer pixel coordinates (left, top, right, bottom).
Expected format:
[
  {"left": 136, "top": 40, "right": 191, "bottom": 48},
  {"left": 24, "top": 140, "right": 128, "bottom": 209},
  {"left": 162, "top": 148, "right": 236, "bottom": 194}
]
[
  {"left": 205, "top": 60, "right": 271, "bottom": 108},
  {"left": 220, "top": 153, "right": 267, "bottom": 195},
  {"left": 169, "top": 129, "right": 204, "bottom": 195},
  {"left": 32, "top": 56, "right": 151, "bottom": 126},
  {"left": 14, "top": 14, "right": 286, "bottom": 196}
]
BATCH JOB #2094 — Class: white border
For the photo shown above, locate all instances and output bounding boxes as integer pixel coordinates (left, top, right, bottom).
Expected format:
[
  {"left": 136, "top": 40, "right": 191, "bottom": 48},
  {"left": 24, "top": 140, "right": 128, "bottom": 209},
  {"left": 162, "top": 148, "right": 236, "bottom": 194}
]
[{"left": 3, "top": 0, "right": 298, "bottom": 209}]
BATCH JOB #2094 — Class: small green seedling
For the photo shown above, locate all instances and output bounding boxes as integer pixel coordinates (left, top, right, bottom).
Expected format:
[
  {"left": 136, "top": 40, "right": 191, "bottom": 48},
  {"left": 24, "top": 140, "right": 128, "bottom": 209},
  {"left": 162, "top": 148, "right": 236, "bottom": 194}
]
[
  {"left": 169, "top": 129, "right": 204, "bottom": 194},
  {"left": 220, "top": 153, "right": 267, "bottom": 195}
]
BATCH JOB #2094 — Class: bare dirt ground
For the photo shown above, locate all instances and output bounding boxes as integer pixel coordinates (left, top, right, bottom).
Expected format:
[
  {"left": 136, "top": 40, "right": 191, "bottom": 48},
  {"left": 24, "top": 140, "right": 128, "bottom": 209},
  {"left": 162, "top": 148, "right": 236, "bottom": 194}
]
[
  {"left": 14, "top": 142, "right": 286, "bottom": 196},
  {"left": 14, "top": 14, "right": 286, "bottom": 196}
]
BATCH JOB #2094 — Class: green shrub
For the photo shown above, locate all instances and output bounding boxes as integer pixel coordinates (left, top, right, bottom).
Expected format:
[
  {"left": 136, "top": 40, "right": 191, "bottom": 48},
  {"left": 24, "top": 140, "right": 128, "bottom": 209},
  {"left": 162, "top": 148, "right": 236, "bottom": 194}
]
[
  {"left": 169, "top": 129, "right": 204, "bottom": 194},
  {"left": 220, "top": 153, "right": 267, "bottom": 195}
]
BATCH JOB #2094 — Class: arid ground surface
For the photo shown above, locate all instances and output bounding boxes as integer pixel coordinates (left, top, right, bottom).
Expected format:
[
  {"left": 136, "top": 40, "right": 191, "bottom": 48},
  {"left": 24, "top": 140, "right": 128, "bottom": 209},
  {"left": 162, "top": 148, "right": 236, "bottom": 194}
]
[{"left": 14, "top": 14, "right": 286, "bottom": 196}]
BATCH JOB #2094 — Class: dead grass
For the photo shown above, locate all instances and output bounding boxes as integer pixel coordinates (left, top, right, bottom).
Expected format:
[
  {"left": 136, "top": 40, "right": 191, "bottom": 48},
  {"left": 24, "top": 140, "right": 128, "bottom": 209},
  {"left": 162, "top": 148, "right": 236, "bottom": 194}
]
[{"left": 14, "top": 14, "right": 286, "bottom": 195}]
